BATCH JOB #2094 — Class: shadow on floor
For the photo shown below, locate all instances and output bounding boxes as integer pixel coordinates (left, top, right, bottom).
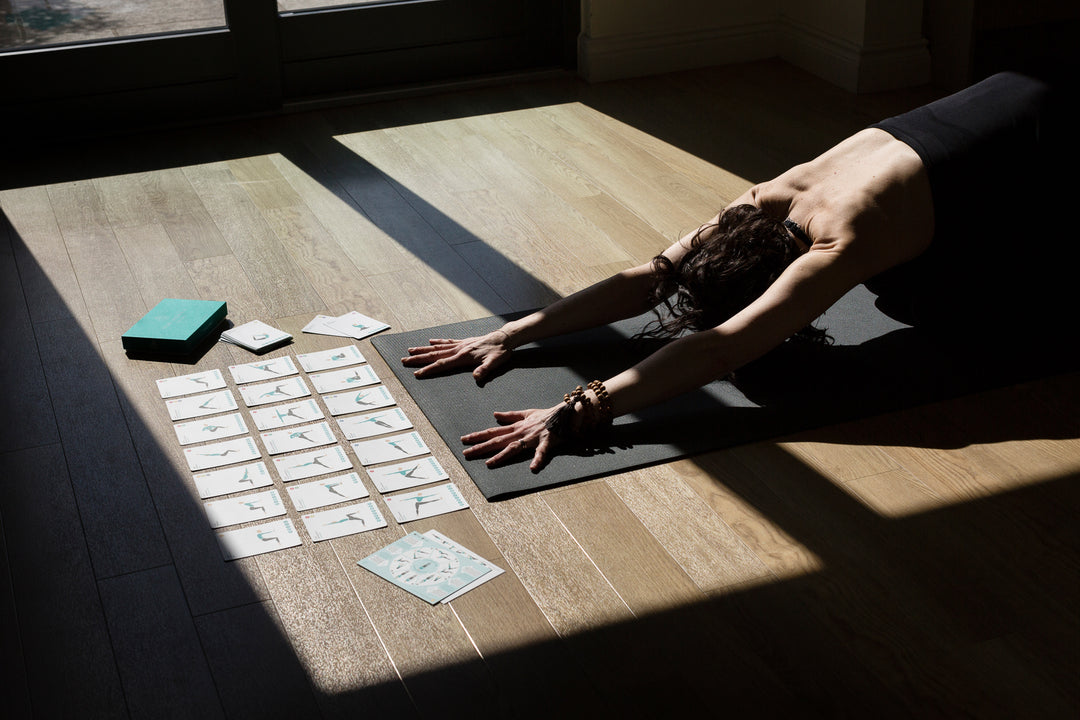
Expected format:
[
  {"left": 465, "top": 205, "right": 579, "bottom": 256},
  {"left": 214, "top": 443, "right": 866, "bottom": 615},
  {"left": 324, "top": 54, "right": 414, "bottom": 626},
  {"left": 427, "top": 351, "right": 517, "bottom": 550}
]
[{"left": 2, "top": 64, "right": 1076, "bottom": 718}]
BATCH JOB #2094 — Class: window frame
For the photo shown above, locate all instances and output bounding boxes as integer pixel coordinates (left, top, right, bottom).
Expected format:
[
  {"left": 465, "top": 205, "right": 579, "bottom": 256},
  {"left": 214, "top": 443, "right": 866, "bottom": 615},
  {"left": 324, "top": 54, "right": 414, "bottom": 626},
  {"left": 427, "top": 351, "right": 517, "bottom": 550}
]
[{"left": 2, "top": 0, "right": 577, "bottom": 139}]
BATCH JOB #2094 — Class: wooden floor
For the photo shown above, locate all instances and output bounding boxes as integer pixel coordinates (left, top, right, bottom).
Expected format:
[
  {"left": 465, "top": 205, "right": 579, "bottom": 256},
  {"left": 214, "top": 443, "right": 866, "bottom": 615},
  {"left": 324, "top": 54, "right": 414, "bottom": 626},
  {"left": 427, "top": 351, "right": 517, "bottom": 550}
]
[{"left": 1, "top": 60, "right": 1077, "bottom": 719}]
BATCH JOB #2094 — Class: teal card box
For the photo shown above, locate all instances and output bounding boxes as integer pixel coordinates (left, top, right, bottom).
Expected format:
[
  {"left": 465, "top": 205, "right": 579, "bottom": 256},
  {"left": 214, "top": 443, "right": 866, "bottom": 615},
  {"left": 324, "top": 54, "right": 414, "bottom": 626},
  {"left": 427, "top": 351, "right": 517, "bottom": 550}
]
[{"left": 122, "top": 299, "right": 227, "bottom": 355}]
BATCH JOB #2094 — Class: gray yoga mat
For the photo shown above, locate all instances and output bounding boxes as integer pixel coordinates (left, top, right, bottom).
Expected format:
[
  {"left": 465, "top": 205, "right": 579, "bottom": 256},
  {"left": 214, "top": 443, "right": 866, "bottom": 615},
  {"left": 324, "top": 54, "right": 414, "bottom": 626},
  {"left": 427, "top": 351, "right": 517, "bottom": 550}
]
[{"left": 372, "top": 284, "right": 1075, "bottom": 499}]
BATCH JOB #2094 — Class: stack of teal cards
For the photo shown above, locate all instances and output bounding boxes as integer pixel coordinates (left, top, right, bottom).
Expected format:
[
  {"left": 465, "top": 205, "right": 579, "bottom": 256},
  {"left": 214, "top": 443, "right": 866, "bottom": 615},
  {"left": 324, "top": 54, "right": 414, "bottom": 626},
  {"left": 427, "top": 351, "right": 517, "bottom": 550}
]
[{"left": 122, "top": 298, "right": 227, "bottom": 355}]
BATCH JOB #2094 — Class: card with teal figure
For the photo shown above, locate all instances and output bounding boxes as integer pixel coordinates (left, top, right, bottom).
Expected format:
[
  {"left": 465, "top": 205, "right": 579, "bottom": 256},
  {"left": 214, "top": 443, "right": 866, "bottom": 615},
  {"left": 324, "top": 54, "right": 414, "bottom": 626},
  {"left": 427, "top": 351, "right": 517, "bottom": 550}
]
[{"left": 359, "top": 531, "right": 492, "bottom": 604}]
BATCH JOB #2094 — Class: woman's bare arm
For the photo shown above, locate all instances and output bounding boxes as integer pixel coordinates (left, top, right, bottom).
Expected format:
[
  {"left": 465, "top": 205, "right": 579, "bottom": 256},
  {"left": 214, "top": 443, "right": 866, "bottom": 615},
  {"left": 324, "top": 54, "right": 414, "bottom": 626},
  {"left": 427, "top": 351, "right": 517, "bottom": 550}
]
[
  {"left": 403, "top": 225, "right": 707, "bottom": 380},
  {"left": 463, "top": 245, "right": 866, "bottom": 470},
  {"left": 601, "top": 246, "right": 863, "bottom": 413}
]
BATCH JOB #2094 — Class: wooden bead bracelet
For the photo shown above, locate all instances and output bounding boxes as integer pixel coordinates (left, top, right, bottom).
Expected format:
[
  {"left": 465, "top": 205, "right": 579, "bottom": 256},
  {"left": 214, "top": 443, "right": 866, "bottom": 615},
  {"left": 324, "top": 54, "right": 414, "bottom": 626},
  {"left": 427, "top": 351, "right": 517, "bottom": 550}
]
[{"left": 546, "top": 380, "right": 613, "bottom": 439}]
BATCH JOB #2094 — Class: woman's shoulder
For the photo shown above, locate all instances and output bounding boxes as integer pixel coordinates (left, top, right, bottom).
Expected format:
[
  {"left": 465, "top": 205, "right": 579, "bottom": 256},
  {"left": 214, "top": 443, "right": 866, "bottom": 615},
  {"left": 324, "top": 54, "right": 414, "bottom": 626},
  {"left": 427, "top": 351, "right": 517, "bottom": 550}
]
[{"left": 738, "top": 177, "right": 801, "bottom": 220}]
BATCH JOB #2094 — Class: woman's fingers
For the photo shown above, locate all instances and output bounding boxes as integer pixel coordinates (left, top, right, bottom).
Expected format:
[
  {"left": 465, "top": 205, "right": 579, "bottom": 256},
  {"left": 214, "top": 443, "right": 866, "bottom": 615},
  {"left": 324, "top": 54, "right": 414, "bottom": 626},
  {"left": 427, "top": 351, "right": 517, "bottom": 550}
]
[
  {"left": 403, "top": 339, "right": 462, "bottom": 360},
  {"left": 403, "top": 334, "right": 512, "bottom": 381},
  {"left": 402, "top": 344, "right": 457, "bottom": 366},
  {"left": 403, "top": 344, "right": 475, "bottom": 378},
  {"left": 460, "top": 419, "right": 519, "bottom": 443},
  {"left": 530, "top": 433, "right": 554, "bottom": 472},
  {"left": 491, "top": 410, "right": 527, "bottom": 424},
  {"left": 462, "top": 433, "right": 518, "bottom": 460},
  {"left": 485, "top": 437, "right": 539, "bottom": 468},
  {"left": 460, "top": 407, "right": 561, "bottom": 469},
  {"left": 401, "top": 353, "right": 447, "bottom": 368},
  {"left": 461, "top": 412, "right": 534, "bottom": 463},
  {"left": 473, "top": 353, "right": 506, "bottom": 382},
  {"left": 410, "top": 357, "right": 457, "bottom": 378},
  {"left": 404, "top": 341, "right": 447, "bottom": 356},
  {"left": 408, "top": 338, "right": 457, "bottom": 350}
]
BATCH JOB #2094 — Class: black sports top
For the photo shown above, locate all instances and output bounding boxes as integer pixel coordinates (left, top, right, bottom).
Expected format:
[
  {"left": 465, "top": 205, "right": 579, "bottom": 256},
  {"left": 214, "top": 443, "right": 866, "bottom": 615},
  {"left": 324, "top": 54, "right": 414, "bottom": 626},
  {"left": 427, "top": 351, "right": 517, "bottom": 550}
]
[{"left": 783, "top": 218, "right": 811, "bottom": 250}]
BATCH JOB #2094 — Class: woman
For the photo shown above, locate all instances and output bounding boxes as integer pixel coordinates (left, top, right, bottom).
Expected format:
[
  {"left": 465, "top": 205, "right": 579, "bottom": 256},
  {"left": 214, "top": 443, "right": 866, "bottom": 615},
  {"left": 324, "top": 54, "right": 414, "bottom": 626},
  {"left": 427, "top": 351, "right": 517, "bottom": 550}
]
[{"left": 402, "top": 71, "right": 1065, "bottom": 472}]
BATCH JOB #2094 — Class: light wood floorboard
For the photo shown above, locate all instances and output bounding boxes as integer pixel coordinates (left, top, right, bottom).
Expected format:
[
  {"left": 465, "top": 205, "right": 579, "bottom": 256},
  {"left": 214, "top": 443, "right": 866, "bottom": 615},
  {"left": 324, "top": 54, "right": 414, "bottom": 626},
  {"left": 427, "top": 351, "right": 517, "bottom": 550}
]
[{"left": 1, "top": 60, "right": 1076, "bottom": 719}]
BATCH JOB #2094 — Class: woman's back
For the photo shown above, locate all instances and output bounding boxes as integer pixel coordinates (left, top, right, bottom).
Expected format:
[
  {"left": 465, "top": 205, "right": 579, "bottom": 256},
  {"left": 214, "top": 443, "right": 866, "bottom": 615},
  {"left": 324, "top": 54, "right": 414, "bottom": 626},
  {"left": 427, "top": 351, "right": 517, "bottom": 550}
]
[{"left": 740, "top": 128, "right": 935, "bottom": 283}]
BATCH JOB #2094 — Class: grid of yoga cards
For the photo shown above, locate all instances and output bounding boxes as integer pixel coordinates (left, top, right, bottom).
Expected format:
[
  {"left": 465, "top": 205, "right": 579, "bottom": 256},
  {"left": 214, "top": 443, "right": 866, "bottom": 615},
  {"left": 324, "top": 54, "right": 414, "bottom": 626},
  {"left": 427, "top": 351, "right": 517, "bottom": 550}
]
[{"left": 157, "top": 340, "right": 501, "bottom": 604}]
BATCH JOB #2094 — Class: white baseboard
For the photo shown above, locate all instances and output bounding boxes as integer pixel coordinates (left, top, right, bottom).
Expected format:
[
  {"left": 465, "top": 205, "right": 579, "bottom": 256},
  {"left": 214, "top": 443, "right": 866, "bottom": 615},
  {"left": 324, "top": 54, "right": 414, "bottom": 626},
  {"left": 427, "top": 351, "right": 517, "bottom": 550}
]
[
  {"left": 776, "top": 17, "right": 930, "bottom": 92},
  {"left": 854, "top": 40, "right": 933, "bottom": 93},
  {"left": 578, "top": 22, "right": 776, "bottom": 83},
  {"left": 579, "top": 18, "right": 930, "bottom": 93}
]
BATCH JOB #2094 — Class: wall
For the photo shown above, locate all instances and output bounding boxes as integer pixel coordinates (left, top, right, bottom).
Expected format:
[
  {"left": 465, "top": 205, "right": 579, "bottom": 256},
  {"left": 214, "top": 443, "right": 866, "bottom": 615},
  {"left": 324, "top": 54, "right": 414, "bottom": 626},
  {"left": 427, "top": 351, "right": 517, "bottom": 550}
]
[
  {"left": 925, "top": 0, "right": 1080, "bottom": 91},
  {"left": 579, "top": 0, "right": 779, "bottom": 83},
  {"left": 778, "top": 0, "right": 929, "bottom": 91},
  {"left": 579, "top": 0, "right": 930, "bottom": 92}
]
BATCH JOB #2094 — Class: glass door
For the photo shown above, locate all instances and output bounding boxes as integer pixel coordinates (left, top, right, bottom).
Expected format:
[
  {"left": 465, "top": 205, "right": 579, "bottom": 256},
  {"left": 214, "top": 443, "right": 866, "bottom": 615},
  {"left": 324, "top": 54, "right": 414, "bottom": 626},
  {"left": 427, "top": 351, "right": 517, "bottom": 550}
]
[
  {"left": 2, "top": 0, "right": 238, "bottom": 139},
  {"left": 2, "top": 0, "right": 576, "bottom": 140},
  {"left": 276, "top": 0, "right": 575, "bottom": 100},
  {"left": 278, "top": 0, "right": 391, "bottom": 10},
  {"left": 1, "top": 0, "right": 227, "bottom": 49}
]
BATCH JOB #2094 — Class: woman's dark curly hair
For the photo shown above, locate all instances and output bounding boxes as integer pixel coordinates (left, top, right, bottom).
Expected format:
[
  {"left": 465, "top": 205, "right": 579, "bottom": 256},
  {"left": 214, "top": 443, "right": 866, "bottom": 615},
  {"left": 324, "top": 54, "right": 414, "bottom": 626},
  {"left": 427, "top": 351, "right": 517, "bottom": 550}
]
[{"left": 640, "top": 204, "right": 829, "bottom": 344}]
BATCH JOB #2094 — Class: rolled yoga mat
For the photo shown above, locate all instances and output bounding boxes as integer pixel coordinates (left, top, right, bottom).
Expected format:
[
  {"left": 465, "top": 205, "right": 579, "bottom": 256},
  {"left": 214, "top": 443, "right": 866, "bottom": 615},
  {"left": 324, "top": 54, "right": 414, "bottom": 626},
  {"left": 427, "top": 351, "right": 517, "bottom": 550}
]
[{"left": 372, "top": 284, "right": 1076, "bottom": 500}]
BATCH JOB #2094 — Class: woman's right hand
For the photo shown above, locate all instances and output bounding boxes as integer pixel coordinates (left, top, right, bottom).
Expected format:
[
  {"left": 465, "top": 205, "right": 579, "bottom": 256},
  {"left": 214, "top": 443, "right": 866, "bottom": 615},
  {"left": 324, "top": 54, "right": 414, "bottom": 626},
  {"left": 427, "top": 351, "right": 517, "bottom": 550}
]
[{"left": 401, "top": 330, "right": 513, "bottom": 382}]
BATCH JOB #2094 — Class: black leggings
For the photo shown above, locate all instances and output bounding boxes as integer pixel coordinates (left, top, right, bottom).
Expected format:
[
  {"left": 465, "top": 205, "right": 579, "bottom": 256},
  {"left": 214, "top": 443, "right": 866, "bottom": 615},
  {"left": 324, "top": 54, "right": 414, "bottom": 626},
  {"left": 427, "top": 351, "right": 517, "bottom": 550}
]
[{"left": 864, "top": 71, "right": 1074, "bottom": 330}]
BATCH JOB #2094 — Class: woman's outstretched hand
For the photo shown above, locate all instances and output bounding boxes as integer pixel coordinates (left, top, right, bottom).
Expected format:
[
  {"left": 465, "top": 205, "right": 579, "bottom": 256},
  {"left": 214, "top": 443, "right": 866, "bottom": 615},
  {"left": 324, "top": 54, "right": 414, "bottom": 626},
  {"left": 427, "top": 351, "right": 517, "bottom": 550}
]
[
  {"left": 402, "top": 331, "right": 512, "bottom": 382},
  {"left": 461, "top": 406, "right": 563, "bottom": 472}
]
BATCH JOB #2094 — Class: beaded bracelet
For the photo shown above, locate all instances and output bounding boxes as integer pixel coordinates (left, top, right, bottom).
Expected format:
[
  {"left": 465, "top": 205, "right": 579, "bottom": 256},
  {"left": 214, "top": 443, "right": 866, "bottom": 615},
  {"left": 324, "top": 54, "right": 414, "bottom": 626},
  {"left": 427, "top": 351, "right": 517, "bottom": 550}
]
[
  {"left": 587, "top": 380, "right": 613, "bottom": 425},
  {"left": 563, "top": 385, "right": 591, "bottom": 411},
  {"left": 547, "top": 385, "right": 589, "bottom": 438},
  {"left": 546, "top": 381, "right": 614, "bottom": 440}
]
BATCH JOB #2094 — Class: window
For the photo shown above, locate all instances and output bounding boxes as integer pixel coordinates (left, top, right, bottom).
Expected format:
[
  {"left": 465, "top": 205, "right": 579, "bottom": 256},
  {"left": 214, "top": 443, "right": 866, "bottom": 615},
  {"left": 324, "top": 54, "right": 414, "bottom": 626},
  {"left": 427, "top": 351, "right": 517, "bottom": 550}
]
[{"left": 2, "top": 0, "right": 577, "bottom": 139}]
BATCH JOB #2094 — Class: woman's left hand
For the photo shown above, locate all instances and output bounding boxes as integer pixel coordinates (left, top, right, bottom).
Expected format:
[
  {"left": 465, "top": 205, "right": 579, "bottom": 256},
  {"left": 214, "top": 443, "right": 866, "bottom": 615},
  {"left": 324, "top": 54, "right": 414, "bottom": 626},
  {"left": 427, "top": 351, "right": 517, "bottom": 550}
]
[{"left": 461, "top": 405, "right": 563, "bottom": 472}]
